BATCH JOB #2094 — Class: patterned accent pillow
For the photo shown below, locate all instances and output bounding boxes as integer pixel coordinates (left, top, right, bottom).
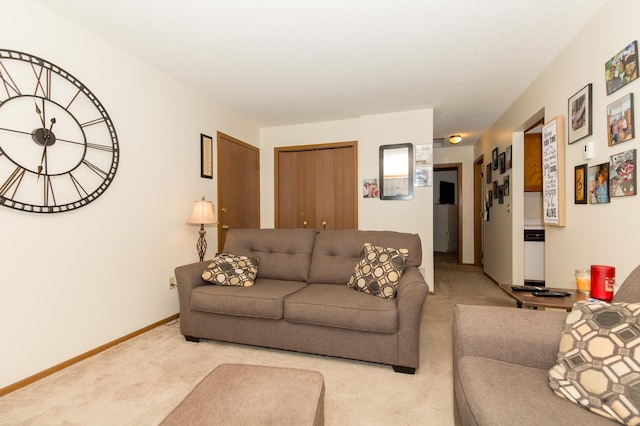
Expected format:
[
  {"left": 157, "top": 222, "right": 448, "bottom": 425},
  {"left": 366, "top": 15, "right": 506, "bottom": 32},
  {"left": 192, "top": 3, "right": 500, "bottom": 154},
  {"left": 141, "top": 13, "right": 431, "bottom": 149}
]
[
  {"left": 347, "top": 243, "right": 409, "bottom": 299},
  {"left": 548, "top": 301, "right": 640, "bottom": 424},
  {"left": 201, "top": 253, "right": 260, "bottom": 287}
]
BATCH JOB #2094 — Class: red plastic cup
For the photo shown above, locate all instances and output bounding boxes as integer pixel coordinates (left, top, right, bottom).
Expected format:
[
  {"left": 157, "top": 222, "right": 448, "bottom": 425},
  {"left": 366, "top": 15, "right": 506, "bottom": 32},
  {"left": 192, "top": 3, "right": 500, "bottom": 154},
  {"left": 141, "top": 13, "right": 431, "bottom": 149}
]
[{"left": 591, "top": 265, "right": 615, "bottom": 302}]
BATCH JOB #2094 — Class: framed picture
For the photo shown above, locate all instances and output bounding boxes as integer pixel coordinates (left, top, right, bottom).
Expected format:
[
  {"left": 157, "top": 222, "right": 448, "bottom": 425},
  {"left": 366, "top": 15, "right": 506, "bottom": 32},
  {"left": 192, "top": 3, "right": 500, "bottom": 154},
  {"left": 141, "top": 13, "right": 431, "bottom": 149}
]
[
  {"left": 488, "top": 190, "right": 493, "bottom": 207},
  {"left": 542, "top": 116, "right": 565, "bottom": 226},
  {"left": 504, "top": 175, "right": 510, "bottom": 196},
  {"left": 506, "top": 145, "right": 512, "bottom": 169},
  {"left": 588, "top": 163, "right": 610, "bottom": 204},
  {"left": 486, "top": 163, "right": 492, "bottom": 184},
  {"left": 568, "top": 84, "right": 592, "bottom": 144},
  {"left": 607, "top": 93, "right": 634, "bottom": 146},
  {"left": 492, "top": 147, "right": 499, "bottom": 170},
  {"left": 362, "top": 178, "right": 379, "bottom": 198},
  {"left": 610, "top": 149, "right": 636, "bottom": 197},
  {"left": 499, "top": 152, "right": 506, "bottom": 174},
  {"left": 498, "top": 185, "right": 504, "bottom": 204},
  {"left": 200, "top": 133, "right": 213, "bottom": 179},
  {"left": 574, "top": 164, "right": 588, "bottom": 204},
  {"left": 493, "top": 181, "right": 498, "bottom": 198},
  {"left": 605, "top": 40, "right": 638, "bottom": 96}
]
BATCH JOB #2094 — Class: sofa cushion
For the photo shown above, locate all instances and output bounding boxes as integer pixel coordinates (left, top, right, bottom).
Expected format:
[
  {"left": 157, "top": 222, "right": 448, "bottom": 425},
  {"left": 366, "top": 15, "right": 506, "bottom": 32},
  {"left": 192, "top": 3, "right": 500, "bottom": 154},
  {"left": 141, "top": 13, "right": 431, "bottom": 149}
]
[
  {"left": 201, "top": 253, "right": 259, "bottom": 287},
  {"left": 308, "top": 230, "right": 422, "bottom": 284},
  {"left": 347, "top": 243, "right": 408, "bottom": 299},
  {"left": 284, "top": 284, "right": 398, "bottom": 333},
  {"left": 458, "top": 356, "right": 615, "bottom": 425},
  {"left": 223, "top": 228, "right": 317, "bottom": 282},
  {"left": 191, "top": 279, "right": 307, "bottom": 319},
  {"left": 548, "top": 301, "right": 640, "bottom": 424}
]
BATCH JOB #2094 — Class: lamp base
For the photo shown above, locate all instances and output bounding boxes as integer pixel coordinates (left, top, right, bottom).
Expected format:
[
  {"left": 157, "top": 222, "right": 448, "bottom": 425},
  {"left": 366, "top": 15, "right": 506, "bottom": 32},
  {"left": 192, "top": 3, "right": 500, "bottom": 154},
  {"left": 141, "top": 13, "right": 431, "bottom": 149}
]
[{"left": 196, "top": 225, "right": 207, "bottom": 262}]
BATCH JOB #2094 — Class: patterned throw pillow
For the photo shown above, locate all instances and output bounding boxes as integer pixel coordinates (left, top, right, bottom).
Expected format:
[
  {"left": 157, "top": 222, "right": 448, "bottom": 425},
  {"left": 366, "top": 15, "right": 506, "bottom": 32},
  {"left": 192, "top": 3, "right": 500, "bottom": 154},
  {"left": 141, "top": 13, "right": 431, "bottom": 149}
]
[
  {"left": 347, "top": 243, "right": 409, "bottom": 299},
  {"left": 201, "top": 253, "right": 260, "bottom": 287},
  {"left": 548, "top": 301, "right": 640, "bottom": 424}
]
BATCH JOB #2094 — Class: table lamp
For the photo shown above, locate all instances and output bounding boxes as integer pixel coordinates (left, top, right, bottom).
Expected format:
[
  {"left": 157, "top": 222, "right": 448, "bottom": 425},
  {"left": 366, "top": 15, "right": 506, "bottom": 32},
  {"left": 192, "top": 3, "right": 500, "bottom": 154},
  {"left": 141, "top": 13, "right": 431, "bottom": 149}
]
[{"left": 186, "top": 196, "right": 217, "bottom": 261}]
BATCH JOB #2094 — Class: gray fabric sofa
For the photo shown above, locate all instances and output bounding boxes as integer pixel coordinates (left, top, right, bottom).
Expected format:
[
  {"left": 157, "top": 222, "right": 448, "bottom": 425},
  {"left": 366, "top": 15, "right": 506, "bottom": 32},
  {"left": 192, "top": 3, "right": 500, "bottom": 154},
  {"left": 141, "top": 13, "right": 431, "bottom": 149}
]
[
  {"left": 453, "top": 264, "right": 640, "bottom": 425},
  {"left": 175, "top": 228, "right": 428, "bottom": 373}
]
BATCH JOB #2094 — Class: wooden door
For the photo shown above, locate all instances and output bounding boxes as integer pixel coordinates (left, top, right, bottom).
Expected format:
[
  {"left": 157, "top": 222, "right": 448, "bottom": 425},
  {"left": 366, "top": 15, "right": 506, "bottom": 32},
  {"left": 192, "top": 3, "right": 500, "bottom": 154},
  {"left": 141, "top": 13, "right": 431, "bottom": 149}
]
[
  {"left": 217, "top": 132, "right": 260, "bottom": 251},
  {"left": 275, "top": 142, "right": 357, "bottom": 231},
  {"left": 524, "top": 133, "right": 542, "bottom": 192}
]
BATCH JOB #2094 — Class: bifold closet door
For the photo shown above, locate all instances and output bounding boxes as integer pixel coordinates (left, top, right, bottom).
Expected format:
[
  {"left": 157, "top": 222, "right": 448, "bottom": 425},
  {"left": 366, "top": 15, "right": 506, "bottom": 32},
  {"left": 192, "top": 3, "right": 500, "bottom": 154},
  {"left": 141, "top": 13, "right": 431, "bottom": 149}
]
[{"left": 276, "top": 145, "right": 356, "bottom": 231}]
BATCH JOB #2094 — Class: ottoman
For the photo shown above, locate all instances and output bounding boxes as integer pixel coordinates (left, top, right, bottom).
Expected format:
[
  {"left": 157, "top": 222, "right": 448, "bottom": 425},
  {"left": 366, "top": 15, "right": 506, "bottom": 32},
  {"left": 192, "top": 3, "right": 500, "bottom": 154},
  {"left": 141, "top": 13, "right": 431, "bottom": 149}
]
[{"left": 161, "top": 364, "right": 325, "bottom": 425}]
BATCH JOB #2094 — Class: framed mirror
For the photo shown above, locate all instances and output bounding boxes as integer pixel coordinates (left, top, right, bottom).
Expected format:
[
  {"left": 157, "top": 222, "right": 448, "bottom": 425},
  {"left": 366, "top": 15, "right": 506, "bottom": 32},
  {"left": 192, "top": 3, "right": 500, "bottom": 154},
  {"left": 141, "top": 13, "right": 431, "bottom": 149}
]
[{"left": 379, "top": 143, "right": 414, "bottom": 200}]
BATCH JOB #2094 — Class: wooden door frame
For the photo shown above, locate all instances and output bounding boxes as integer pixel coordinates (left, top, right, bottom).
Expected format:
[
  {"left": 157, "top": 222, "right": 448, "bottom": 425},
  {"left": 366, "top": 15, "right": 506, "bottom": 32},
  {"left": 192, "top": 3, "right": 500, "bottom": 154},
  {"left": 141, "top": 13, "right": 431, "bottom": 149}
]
[
  {"left": 274, "top": 141, "right": 358, "bottom": 229},
  {"left": 434, "top": 163, "right": 462, "bottom": 265}
]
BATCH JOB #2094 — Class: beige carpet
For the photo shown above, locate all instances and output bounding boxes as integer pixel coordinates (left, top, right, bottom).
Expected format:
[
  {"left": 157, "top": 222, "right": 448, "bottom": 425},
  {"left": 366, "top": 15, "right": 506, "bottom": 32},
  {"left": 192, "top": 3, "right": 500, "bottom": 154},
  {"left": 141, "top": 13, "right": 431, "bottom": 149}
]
[{"left": 0, "top": 252, "right": 515, "bottom": 425}]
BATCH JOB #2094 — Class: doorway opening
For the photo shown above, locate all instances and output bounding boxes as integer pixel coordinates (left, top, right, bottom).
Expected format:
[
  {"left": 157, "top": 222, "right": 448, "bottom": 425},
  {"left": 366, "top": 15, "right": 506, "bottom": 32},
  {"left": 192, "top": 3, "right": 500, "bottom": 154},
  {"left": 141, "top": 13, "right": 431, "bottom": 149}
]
[{"left": 433, "top": 163, "right": 462, "bottom": 265}]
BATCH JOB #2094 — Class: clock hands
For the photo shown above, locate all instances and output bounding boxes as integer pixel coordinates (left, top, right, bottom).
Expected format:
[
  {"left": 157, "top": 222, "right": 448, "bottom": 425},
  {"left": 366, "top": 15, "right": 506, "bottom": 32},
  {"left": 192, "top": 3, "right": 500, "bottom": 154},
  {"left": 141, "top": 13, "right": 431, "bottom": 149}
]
[
  {"left": 35, "top": 99, "right": 46, "bottom": 129},
  {"left": 36, "top": 117, "right": 56, "bottom": 181}
]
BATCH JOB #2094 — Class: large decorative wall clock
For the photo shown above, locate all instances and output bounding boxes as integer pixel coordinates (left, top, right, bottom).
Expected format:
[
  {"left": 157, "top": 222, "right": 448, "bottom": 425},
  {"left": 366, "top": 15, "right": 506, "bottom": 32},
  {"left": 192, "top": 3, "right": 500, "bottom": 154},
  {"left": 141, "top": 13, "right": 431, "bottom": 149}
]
[{"left": 0, "top": 49, "right": 119, "bottom": 213}]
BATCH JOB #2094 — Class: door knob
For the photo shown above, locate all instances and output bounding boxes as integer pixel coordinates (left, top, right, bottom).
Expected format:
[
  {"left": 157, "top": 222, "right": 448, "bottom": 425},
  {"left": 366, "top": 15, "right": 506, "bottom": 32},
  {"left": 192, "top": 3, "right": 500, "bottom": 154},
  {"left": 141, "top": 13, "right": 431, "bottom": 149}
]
[
  {"left": 221, "top": 208, "right": 228, "bottom": 213},
  {"left": 303, "top": 220, "right": 308, "bottom": 228},
  {"left": 322, "top": 220, "right": 326, "bottom": 230},
  {"left": 222, "top": 225, "right": 230, "bottom": 230}
]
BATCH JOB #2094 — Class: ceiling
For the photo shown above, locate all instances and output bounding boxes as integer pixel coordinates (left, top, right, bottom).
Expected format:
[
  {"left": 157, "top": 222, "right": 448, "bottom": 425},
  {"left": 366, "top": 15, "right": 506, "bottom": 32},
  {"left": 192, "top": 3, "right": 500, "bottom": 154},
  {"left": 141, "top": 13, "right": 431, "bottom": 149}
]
[{"left": 36, "top": 0, "right": 607, "bottom": 147}]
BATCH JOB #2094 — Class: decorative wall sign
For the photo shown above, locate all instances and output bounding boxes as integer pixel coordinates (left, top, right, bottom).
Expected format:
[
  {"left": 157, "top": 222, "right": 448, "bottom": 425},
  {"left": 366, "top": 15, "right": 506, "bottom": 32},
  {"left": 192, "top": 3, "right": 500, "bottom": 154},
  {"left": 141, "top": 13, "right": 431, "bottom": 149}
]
[
  {"left": 542, "top": 116, "right": 565, "bottom": 226},
  {"left": 200, "top": 133, "right": 213, "bottom": 179},
  {"left": 568, "top": 83, "right": 592, "bottom": 144}
]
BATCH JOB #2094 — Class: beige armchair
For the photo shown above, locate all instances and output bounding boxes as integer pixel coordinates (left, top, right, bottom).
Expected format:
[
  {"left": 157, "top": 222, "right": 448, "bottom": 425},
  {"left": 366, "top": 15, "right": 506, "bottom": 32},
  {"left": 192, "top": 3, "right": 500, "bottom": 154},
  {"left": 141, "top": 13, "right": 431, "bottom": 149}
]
[{"left": 452, "top": 264, "right": 640, "bottom": 425}]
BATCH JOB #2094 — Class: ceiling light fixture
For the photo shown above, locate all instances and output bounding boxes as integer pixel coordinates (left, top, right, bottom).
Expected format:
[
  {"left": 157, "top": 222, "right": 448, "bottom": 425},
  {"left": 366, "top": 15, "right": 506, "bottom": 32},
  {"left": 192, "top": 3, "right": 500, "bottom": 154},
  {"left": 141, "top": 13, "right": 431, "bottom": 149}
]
[{"left": 449, "top": 135, "right": 462, "bottom": 144}]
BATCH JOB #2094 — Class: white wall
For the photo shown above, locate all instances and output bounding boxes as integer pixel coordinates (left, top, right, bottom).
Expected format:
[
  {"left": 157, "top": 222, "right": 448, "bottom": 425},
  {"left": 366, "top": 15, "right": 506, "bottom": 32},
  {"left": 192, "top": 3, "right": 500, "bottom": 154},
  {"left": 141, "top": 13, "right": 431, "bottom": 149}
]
[
  {"left": 0, "top": 0, "right": 259, "bottom": 388},
  {"left": 434, "top": 145, "right": 476, "bottom": 264},
  {"left": 480, "top": 0, "right": 640, "bottom": 289},
  {"left": 260, "top": 110, "right": 435, "bottom": 290}
]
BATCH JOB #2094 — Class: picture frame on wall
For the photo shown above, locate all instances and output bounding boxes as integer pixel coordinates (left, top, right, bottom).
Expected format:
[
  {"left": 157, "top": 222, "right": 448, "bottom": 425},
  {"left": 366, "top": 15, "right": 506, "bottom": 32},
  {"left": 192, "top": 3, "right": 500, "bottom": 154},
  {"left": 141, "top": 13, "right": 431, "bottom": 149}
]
[
  {"left": 200, "top": 133, "right": 213, "bottom": 179},
  {"left": 506, "top": 145, "right": 512, "bottom": 169},
  {"left": 574, "top": 164, "right": 588, "bottom": 204},
  {"left": 607, "top": 93, "right": 635, "bottom": 146},
  {"left": 499, "top": 152, "right": 506, "bottom": 174},
  {"left": 504, "top": 175, "right": 510, "bottom": 196},
  {"left": 610, "top": 149, "right": 636, "bottom": 197},
  {"left": 492, "top": 148, "right": 499, "bottom": 170},
  {"left": 568, "top": 83, "right": 592, "bottom": 144},
  {"left": 486, "top": 163, "right": 492, "bottom": 184},
  {"left": 493, "top": 181, "right": 498, "bottom": 197},
  {"left": 605, "top": 40, "right": 638, "bottom": 96},
  {"left": 588, "top": 163, "right": 610, "bottom": 204}
]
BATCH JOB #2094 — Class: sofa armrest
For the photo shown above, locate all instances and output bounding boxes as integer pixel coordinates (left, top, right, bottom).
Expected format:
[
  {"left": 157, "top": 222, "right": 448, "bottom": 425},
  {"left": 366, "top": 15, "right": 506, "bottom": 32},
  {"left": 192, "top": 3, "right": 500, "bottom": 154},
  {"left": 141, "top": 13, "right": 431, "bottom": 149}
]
[
  {"left": 395, "top": 266, "right": 429, "bottom": 368},
  {"left": 175, "top": 261, "right": 210, "bottom": 336},
  {"left": 452, "top": 304, "right": 567, "bottom": 371}
]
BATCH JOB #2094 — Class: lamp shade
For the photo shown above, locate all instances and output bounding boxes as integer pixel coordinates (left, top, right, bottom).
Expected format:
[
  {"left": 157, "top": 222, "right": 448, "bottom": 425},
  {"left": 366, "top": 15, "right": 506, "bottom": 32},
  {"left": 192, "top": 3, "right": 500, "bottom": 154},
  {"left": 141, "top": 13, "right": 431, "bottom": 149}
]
[{"left": 186, "top": 196, "right": 217, "bottom": 225}]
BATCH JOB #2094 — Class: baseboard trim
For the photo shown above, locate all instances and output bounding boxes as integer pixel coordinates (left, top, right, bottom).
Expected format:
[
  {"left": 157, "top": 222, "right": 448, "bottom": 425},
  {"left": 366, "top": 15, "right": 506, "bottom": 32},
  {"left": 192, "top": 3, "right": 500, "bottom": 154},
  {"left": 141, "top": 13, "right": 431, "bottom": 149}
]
[{"left": 0, "top": 313, "right": 179, "bottom": 397}]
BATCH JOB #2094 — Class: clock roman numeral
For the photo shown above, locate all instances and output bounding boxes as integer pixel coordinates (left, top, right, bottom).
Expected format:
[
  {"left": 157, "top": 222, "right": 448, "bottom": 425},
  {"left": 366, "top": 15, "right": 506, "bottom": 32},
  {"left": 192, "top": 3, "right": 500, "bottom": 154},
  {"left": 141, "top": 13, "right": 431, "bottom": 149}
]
[
  {"left": 0, "top": 166, "right": 26, "bottom": 198},
  {"left": 0, "top": 60, "right": 21, "bottom": 98},
  {"left": 69, "top": 173, "right": 89, "bottom": 199},
  {"left": 43, "top": 175, "right": 56, "bottom": 206},
  {"left": 82, "top": 159, "right": 108, "bottom": 179},
  {"left": 81, "top": 117, "right": 106, "bottom": 128},
  {"left": 86, "top": 142, "right": 114, "bottom": 152},
  {"left": 32, "top": 64, "right": 52, "bottom": 99}
]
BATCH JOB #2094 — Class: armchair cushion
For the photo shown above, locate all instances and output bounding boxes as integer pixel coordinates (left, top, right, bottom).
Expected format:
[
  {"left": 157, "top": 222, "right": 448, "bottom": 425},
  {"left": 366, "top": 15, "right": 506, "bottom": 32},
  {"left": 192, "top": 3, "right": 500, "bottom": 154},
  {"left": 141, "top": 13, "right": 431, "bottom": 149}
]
[{"left": 548, "top": 301, "right": 640, "bottom": 424}]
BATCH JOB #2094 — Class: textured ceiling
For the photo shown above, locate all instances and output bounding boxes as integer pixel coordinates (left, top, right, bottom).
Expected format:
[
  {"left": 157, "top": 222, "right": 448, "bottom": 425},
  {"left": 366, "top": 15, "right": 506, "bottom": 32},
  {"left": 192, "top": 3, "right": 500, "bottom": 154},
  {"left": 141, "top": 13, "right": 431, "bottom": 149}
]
[{"left": 36, "top": 0, "right": 607, "bottom": 146}]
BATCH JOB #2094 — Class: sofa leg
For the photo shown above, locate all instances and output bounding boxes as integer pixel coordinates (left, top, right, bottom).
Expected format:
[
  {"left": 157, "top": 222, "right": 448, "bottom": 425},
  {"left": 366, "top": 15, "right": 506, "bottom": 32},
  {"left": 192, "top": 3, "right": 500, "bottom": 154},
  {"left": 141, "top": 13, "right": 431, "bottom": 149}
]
[
  {"left": 392, "top": 365, "right": 416, "bottom": 374},
  {"left": 185, "top": 336, "right": 200, "bottom": 343}
]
